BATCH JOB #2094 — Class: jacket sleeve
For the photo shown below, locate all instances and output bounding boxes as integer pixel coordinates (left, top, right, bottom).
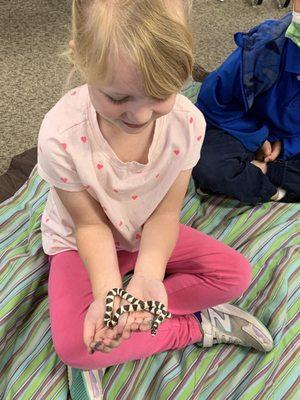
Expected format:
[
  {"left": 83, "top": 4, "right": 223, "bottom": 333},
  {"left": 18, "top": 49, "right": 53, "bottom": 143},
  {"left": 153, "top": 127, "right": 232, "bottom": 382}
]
[
  {"left": 281, "top": 136, "right": 300, "bottom": 159},
  {"left": 196, "top": 48, "right": 269, "bottom": 153}
]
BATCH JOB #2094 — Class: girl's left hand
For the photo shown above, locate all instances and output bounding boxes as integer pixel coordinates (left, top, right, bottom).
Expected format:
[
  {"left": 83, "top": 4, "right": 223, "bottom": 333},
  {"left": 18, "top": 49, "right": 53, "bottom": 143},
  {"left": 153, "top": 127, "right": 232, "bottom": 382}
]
[{"left": 115, "top": 274, "right": 169, "bottom": 340}]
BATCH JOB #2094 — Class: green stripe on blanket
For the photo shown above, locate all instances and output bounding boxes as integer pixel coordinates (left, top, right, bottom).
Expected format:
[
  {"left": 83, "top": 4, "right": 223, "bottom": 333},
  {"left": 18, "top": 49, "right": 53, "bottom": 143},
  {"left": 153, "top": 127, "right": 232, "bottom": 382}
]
[{"left": 1, "top": 78, "right": 299, "bottom": 400}]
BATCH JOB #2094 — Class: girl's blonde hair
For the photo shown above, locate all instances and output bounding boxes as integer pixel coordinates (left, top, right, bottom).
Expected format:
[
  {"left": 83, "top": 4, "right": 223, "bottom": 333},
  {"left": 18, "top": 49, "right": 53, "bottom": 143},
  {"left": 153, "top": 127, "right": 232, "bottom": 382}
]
[{"left": 63, "top": 0, "right": 194, "bottom": 98}]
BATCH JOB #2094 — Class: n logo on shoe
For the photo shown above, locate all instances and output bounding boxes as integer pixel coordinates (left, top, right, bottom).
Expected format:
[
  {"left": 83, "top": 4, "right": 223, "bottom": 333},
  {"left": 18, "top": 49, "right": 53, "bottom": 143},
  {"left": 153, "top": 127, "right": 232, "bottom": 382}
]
[{"left": 209, "top": 309, "right": 231, "bottom": 332}]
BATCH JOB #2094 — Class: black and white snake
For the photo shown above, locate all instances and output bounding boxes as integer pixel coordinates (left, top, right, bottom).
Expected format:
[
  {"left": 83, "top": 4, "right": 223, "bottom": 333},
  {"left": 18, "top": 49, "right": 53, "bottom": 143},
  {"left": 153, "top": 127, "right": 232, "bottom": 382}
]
[{"left": 104, "top": 288, "right": 172, "bottom": 336}]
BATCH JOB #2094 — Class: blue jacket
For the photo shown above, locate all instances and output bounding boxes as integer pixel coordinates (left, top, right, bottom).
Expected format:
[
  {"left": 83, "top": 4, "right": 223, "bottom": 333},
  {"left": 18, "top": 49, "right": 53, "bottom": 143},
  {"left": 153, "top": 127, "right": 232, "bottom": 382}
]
[{"left": 196, "top": 13, "right": 300, "bottom": 160}]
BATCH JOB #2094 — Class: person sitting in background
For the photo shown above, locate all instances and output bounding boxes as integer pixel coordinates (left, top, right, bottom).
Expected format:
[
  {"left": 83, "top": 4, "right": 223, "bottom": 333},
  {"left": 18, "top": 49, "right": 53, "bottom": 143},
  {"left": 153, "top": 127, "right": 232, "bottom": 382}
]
[{"left": 192, "top": 3, "right": 300, "bottom": 205}]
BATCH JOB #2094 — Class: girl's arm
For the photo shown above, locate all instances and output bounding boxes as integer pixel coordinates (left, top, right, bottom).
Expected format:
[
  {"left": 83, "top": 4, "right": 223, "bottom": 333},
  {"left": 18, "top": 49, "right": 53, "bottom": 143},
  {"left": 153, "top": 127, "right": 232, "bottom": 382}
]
[
  {"left": 134, "top": 169, "right": 192, "bottom": 281},
  {"left": 55, "top": 188, "right": 122, "bottom": 298}
]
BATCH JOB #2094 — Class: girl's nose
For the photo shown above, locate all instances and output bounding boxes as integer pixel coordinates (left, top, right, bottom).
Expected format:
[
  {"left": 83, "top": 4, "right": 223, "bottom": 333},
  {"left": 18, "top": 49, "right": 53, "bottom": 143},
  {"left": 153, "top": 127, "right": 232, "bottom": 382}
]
[{"left": 125, "top": 106, "right": 153, "bottom": 125}]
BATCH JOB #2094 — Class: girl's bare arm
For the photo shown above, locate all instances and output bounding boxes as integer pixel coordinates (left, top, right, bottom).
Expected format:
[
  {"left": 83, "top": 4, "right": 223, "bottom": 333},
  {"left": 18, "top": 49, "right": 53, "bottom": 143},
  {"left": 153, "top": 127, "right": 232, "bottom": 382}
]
[
  {"left": 55, "top": 188, "right": 122, "bottom": 298},
  {"left": 134, "top": 169, "right": 192, "bottom": 281}
]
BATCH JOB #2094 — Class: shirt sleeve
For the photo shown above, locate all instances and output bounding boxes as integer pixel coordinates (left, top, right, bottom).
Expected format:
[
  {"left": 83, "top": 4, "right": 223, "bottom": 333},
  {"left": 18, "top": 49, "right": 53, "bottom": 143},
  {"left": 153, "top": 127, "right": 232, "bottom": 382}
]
[
  {"left": 37, "top": 115, "right": 85, "bottom": 191},
  {"left": 181, "top": 108, "right": 206, "bottom": 170}
]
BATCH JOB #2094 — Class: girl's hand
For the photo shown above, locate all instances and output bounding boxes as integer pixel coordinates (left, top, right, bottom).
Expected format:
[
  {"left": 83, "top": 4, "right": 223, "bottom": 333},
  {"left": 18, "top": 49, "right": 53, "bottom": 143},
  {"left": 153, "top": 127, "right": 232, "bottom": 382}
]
[
  {"left": 84, "top": 293, "right": 124, "bottom": 354},
  {"left": 115, "top": 274, "right": 169, "bottom": 340}
]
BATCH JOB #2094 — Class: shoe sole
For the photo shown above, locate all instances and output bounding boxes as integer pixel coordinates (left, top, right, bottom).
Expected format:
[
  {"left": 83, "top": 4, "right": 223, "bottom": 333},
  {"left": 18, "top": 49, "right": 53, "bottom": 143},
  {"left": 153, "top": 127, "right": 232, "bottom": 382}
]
[{"left": 211, "top": 303, "right": 274, "bottom": 349}]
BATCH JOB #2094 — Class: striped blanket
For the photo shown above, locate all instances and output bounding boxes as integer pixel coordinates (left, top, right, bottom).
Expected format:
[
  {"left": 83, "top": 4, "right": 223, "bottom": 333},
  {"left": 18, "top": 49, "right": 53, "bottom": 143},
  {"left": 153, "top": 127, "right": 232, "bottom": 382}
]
[{"left": 1, "top": 81, "right": 299, "bottom": 399}]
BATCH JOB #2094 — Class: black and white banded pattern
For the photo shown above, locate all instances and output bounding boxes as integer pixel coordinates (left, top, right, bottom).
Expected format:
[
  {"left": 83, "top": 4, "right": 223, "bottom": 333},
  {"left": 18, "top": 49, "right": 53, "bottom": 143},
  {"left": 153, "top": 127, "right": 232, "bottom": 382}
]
[{"left": 104, "top": 288, "right": 172, "bottom": 336}]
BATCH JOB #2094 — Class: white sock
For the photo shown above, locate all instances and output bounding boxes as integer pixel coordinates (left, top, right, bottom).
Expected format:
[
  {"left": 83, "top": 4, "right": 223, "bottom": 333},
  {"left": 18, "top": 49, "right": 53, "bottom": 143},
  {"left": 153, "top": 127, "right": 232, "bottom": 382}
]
[{"left": 276, "top": 187, "right": 286, "bottom": 201}]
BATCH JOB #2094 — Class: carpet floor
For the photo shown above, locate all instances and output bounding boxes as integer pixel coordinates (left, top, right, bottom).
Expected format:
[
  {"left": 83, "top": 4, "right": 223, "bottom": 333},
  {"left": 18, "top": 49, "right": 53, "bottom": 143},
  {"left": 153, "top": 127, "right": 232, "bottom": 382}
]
[{"left": 0, "top": 0, "right": 291, "bottom": 174}]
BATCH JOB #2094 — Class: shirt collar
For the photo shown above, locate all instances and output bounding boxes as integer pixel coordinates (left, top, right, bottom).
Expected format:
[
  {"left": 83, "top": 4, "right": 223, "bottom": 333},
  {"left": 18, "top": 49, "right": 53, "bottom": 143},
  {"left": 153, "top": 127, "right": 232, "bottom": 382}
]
[{"left": 285, "top": 38, "right": 300, "bottom": 74}]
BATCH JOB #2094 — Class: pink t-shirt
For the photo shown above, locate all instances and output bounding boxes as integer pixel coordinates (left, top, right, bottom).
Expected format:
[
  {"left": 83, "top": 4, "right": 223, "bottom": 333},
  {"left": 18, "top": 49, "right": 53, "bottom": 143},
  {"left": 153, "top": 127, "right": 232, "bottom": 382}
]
[{"left": 37, "top": 84, "right": 205, "bottom": 255}]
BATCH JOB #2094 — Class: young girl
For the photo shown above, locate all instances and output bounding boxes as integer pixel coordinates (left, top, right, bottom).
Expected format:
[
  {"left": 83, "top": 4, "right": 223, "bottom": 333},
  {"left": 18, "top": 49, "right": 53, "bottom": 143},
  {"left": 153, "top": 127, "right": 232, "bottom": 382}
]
[{"left": 37, "top": 0, "right": 273, "bottom": 370}]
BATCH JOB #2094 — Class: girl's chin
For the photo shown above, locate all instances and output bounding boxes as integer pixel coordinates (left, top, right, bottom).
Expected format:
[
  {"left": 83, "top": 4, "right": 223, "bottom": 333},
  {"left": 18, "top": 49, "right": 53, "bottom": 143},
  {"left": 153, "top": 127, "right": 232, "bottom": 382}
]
[
  {"left": 121, "top": 120, "right": 149, "bottom": 129},
  {"left": 98, "top": 114, "right": 153, "bottom": 134}
]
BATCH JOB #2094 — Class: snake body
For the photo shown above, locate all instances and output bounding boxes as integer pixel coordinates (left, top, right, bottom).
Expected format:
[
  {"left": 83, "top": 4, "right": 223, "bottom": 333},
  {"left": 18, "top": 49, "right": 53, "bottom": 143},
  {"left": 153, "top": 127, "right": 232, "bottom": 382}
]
[{"left": 104, "top": 288, "right": 172, "bottom": 336}]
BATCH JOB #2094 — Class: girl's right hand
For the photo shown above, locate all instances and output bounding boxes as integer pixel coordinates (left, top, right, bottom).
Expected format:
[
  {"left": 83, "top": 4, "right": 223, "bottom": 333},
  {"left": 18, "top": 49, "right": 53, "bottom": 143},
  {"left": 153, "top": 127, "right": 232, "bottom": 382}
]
[{"left": 83, "top": 291, "right": 124, "bottom": 354}]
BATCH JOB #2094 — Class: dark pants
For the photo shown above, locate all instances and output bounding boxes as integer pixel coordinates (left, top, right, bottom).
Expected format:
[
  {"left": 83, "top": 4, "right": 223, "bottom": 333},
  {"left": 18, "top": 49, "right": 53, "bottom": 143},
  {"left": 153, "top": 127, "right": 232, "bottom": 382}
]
[{"left": 192, "top": 128, "right": 300, "bottom": 205}]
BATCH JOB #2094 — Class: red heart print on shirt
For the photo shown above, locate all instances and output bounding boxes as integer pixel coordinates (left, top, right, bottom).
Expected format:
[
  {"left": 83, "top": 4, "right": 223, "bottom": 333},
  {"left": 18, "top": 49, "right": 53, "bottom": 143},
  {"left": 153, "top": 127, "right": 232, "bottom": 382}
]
[
  {"left": 97, "top": 163, "right": 103, "bottom": 170},
  {"left": 61, "top": 143, "right": 67, "bottom": 151},
  {"left": 197, "top": 135, "right": 202, "bottom": 141},
  {"left": 81, "top": 136, "right": 87, "bottom": 143},
  {"left": 60, "top": 177, "right": 68, "bottom": 183},
  {"left": 131, "top": 195, "right": 138, "bottom": 200},
  {"left": 136, "top": 233, "right": 142, "bottom": 240},
  {"left": 173, "top": 149, "right": 180, "bottom": 156},
  {"left": 189, "top": 117, "right": 194, "bottom": 124}
]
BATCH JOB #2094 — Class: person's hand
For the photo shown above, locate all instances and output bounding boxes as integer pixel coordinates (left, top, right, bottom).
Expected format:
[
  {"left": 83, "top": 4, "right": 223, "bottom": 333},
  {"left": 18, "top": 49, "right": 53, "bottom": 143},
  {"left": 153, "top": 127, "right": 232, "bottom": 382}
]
[
  {"left": 256, "top": 140, "right": 281, "bottom": 163},
  {"left": 115, "top": 274, "right": 169, "bottom": 340},
  {"left": 84, "top": 291, "right": 124, "bottom": 354}
]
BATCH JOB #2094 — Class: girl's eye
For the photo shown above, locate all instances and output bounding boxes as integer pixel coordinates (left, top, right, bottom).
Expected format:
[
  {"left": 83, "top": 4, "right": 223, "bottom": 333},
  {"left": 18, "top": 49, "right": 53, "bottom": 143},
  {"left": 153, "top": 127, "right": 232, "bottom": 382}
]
[
  {"left": 106, "top": 95, "right": 129, "bottom": 104},
  {"left": 155, "top": 97, "right": 167, "bottom": 102},
  {"left": 105, "top": 93, "right": 170, "bottom": 104}
]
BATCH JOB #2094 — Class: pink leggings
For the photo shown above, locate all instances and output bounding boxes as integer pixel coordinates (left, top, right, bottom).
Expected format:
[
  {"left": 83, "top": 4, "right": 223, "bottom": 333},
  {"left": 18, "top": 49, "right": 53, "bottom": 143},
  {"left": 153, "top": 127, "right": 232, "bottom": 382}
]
[{"left": 48, "top": 224, "right": 251, "bottom": 369}]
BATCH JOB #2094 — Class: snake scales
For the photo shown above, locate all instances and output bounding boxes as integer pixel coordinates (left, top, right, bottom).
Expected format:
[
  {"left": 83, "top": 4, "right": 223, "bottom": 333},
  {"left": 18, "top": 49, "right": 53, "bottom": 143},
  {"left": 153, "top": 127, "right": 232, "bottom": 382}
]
[{"left": 104, "top": 288, "right": 172, "bottom": 336}]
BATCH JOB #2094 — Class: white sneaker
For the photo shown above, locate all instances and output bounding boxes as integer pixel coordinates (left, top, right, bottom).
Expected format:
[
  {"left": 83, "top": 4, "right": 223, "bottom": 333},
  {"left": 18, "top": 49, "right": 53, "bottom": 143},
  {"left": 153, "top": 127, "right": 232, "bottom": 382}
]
[
  {"left": 271, "top": 187, "right": 287, "bottom": 201},
  {"left": 200, "top": 303, "right": 274, "bottom": 352},
  {"left": 196, "top": 187, "right": 210, "bottom": 196}
]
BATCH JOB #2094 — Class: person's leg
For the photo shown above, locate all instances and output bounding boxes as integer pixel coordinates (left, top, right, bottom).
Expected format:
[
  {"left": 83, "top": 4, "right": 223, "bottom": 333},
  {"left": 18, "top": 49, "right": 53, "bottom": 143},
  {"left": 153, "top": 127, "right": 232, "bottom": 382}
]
[
  {"left": 192, "top": 127, "right": 278, "bottom": 204},
  {"left": 50, "top": 249, "right": 207, "bottom": 370},
  {"left": 161, "top": 226, "right": 252, "bottom": 315},
  {"left": 162, "top": 225, "right": 273, "bottom": 352},
  {"left": 266, "top": 154, "right": 300, "bottom": 201},
  {"left": 48, "top": 224, "right": 253, "bottom": 369},
  {"left": 49, "top": 250, "right": 203, "bottom": 370}
]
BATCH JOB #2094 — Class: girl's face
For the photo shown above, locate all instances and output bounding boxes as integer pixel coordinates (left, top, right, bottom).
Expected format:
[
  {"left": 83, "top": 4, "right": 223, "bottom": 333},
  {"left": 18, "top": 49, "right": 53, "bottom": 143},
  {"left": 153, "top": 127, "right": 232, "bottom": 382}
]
[{"left": 88, "top": 58, "right": 177, "bottom": 135}]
